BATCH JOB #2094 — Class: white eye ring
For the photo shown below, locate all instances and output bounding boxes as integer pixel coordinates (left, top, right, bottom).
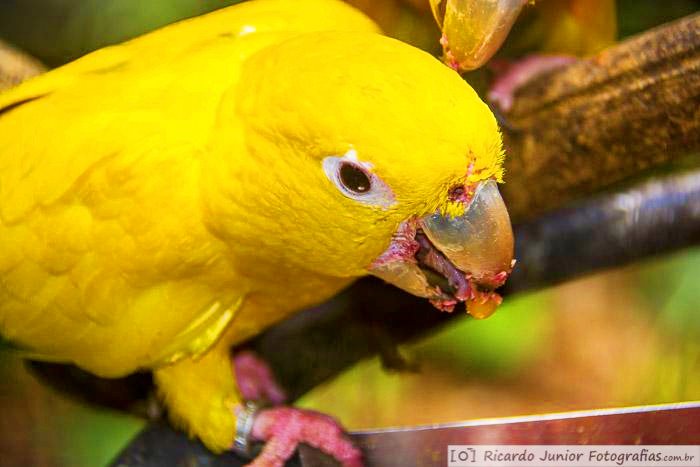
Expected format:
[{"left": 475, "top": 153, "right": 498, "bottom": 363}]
[{"left": 322, "top": 149, "right": 396, "bottom": 209}]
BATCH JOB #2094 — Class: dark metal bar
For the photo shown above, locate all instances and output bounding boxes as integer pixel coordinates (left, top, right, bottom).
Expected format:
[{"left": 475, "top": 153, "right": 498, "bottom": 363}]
[
  {"left": 507, "top": 170, "right": 700, "bottom": 292},
  {"left": 354, "top": 403, "right": 700, "bottom": 467}
]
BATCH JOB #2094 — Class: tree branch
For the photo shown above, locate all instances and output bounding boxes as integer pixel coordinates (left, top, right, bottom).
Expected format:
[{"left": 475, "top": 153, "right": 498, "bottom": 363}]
[{"left": 501, "top": 13, "right": 700, "bottom": 220}]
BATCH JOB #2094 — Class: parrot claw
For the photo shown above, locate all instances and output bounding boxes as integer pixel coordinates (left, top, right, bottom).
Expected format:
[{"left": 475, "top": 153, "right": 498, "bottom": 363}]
[
  {"left": 234, "top": 350, "right": 287, "bottom": 405},
  {"left": 248, "top": 407, "right": 363, "bottom": 467}
]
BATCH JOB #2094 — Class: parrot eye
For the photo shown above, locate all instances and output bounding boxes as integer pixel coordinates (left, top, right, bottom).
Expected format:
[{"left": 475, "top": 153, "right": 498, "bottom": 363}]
[
  {"left": 322, "top": 150, "right": 396, "bottom": 209},
  {"left": 339, "top": 163, "right": 371, "bottom": 193}
]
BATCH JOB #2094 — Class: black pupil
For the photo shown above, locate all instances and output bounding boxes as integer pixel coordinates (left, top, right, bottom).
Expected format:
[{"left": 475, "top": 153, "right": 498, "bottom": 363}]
[{"left": 339, "top": 163, "right": 371, "bottom": 194}]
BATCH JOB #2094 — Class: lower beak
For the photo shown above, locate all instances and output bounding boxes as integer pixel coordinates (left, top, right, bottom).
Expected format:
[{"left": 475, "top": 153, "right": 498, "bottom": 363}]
[{"left": 370, "top": 180, "right": 514, "bottom": 317}]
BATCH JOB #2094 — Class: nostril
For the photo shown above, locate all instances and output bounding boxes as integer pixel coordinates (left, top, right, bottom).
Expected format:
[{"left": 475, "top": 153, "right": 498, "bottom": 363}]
[{"left": 448, "top": 185, "right": 466, "bottom": 202}]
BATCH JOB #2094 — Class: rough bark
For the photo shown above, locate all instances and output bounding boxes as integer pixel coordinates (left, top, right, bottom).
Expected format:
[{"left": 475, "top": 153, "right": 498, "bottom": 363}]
[{"left": 501, "top": 13, "right": 700, "bottom": 220}]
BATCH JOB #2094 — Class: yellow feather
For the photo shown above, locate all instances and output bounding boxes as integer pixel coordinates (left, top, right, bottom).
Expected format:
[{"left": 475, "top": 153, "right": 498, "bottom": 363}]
[{"left": 0, "top": 0, "right": 503, "bottom": 451}]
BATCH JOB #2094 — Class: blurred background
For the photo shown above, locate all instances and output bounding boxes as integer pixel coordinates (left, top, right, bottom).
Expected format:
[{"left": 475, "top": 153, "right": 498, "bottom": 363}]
[{"left": 1, "top": 0, "right": 699, "bottom": 466}]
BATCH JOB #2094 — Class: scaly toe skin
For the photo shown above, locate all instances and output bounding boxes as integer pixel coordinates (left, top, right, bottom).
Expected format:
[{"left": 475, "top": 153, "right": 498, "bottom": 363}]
[
  {"left": 233, "top": 350, "right": 287, "bottom": 405},
  {"left": 248, "top": 407, "right": 363, "bottom": 467}
]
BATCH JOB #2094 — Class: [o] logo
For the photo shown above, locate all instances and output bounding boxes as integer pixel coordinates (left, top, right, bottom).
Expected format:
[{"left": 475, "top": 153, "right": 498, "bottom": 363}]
[{"left": 447, "top": 445, "right": 699, "bottom": 467}]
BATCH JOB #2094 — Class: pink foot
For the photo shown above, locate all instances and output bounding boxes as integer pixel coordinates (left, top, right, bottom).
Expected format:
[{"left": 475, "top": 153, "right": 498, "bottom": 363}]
[
  {"left": 488, "top": 54, "right": 577, "bottom": 112},
  {"left": 233, "top": 350, "right": 287, "bottom": 405},
  {"left": 247, "top": 407, "right": 362, "bottom": 467}
]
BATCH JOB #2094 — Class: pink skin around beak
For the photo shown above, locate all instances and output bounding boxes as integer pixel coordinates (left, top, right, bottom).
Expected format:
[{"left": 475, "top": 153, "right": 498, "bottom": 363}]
[{"left": 369, "top": 180, "right": 514, "bottom": 318}]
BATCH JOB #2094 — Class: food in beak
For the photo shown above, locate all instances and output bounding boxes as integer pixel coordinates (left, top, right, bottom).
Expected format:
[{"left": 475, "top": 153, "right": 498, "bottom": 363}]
[
  {"left": 370, "top": 180, "right": 514, "bottom": 318},
  {"left": 415, "top": 230, "right": 471, "bottom": 301}
]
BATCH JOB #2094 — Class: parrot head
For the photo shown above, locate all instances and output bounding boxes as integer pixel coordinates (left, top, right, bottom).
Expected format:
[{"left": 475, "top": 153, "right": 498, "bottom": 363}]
[{"left": 210, "top": 31, "right": 514, "bottom": 316}]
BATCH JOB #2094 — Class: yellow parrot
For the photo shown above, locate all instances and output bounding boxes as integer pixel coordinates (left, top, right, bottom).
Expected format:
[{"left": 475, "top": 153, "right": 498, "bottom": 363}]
[{"left": 0, "top": 0, "right": 513, "bottom": 465}]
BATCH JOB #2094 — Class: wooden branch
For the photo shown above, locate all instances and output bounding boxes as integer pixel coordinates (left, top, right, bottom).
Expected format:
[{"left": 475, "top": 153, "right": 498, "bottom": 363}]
[{"left": 502, "top": 13, "right": 700, "bottom": 221}]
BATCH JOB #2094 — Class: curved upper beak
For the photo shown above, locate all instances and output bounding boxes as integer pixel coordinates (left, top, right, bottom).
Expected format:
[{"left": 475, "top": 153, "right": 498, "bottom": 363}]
[
  {"left": 420, "top": 179, "right": 513, "bottom": 288},
  {"left": 430, "top": 0, "right": 528, "bottom": 71},
  {"left": 369, "top": 180, "right": 514, "bottom": 316}
]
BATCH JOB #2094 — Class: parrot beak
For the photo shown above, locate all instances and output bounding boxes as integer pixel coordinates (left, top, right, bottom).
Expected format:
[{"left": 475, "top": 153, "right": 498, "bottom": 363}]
[
  {"left": 370, "top": 180, "right": 514, "bottom": 318},
  {"left": 430, "top": 0, "right": 528, "bottom": 71}
]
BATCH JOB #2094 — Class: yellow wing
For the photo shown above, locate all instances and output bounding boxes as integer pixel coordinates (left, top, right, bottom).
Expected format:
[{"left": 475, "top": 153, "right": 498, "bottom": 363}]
[
  {"left": 0, "top": 0, "right": 379, "bottom": 376},
  {"left": 0, "top": 0, "right": 378, "bottom": 222}
]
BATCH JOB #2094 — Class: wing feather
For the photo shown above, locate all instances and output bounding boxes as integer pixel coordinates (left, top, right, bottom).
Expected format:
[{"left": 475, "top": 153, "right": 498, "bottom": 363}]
[{"left": 0, "top": 0, "right": 378, "bottom": 374}]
